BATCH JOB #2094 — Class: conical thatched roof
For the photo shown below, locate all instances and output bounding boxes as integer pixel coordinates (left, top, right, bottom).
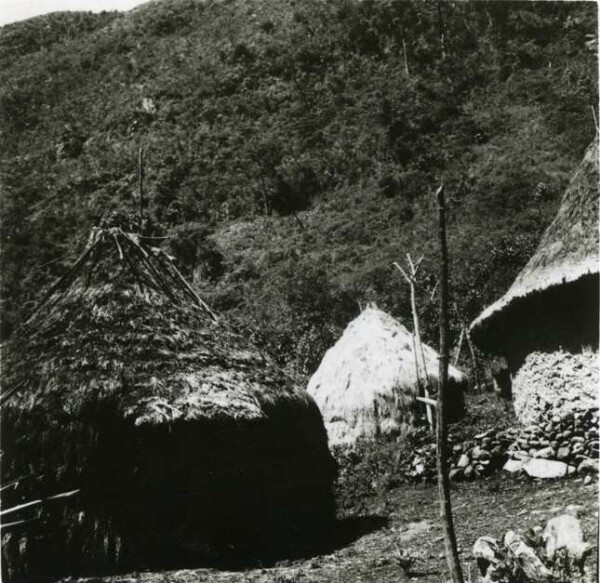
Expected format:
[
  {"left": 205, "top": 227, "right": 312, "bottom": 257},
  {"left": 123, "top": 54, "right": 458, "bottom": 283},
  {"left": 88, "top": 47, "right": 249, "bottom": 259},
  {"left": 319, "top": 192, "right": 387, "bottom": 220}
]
[
  {"left": 3, "top": 223, "right": 315, "bottom": 425},
  {"left": 307, "top": 307, "right": 466, "bottom": 447},
  {"left": 1, "top": 217, "right": 335, "bottom": 579},
  {"left": 470, "top": 140, "right": 599, "bottom": 348}
]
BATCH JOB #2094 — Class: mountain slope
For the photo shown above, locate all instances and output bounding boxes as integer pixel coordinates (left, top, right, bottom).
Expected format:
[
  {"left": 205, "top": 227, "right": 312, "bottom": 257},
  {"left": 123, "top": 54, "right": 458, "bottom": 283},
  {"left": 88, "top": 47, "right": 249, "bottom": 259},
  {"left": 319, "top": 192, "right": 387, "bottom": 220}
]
[{"left": 0, "top": 0, "right": 597, "bottom": 376}]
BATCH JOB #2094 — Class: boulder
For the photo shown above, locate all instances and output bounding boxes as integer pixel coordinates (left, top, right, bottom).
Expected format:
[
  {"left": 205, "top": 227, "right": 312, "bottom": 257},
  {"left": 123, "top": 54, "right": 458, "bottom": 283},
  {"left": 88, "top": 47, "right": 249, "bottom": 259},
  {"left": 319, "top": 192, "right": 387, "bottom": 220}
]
[
  {"left": 523, "top": 458, "right": 567, "bottom": 479},
  {"left": 533, "top": 447, "right": 555, "bottom": 459},
  {"left": 577, "top": 458, "right": 599, "bottom": 474},
  {"left": 448, "top": 468, "right": 462, "bottom": 481},
  {"left": 503, "top": 459, "right": 523, "bottom": 474},
  {"left": 473, "top": 536, "right": 501, "bottom": 579},
  {"left": 457, "top": 454, "right": 469, "bottom": 468},
  {"left": 504, "top": 530, "right": 553, "bottom": 582},
  {"left": 543, "top": 514, "right": 592, "bottom": 575}
]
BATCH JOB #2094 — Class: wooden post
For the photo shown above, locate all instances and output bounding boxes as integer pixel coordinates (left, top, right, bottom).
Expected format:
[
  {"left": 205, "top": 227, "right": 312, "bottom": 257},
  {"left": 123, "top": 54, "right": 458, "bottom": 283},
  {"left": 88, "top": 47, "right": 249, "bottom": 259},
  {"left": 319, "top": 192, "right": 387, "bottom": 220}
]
[
  {"left": 138, "top": 146, "right": 145, "bottom": 228},
  {"left": 453, "top": 327, "right": 465, "bottom": 367},
  {"left": 436, "top": 183, "right": 464, "bottom": 583},
  {"left": 436, "top": 0, "right": 447, "bottom": 59},
  {"left": 394, "top": 257, "right": 434, "bottom": 431},
  {"left": 464, "top": 326, "right": 482, "bottom": 391},
  {"left": 402, "top": 37, "right": 410, "bottom": 77}
]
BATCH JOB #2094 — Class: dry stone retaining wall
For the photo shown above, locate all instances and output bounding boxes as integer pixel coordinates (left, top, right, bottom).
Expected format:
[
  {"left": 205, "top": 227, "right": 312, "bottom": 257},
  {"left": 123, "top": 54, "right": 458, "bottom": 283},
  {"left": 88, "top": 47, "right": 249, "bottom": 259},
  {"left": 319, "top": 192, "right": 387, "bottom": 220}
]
[
  {"left": 512, "top": 349, "right": 598, "bottom": 425},
  {"left": 404, "top": 405, "right": 598, "bottom": 482}
]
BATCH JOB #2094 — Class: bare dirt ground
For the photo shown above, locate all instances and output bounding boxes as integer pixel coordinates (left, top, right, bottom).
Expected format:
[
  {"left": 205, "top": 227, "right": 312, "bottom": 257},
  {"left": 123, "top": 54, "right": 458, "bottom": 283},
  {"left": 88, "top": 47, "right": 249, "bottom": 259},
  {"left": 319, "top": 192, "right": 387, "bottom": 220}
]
[{"left": 69, "top": 475, "right": 598, "bottom": 583}]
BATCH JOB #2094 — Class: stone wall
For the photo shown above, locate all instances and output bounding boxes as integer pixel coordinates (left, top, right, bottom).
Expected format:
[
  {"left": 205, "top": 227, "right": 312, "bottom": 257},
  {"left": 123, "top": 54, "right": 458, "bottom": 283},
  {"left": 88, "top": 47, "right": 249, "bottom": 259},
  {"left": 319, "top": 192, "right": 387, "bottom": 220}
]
[{"left": 512, "top": 349, "right": 598, "bottom": 425}]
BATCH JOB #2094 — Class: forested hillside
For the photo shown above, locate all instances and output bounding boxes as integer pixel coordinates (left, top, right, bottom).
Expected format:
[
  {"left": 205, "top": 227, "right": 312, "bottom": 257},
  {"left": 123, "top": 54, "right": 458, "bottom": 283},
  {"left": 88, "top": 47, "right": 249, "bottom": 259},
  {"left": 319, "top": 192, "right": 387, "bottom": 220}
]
[{"left": 1, "top": 0, "right": 597, "bottom": 377}]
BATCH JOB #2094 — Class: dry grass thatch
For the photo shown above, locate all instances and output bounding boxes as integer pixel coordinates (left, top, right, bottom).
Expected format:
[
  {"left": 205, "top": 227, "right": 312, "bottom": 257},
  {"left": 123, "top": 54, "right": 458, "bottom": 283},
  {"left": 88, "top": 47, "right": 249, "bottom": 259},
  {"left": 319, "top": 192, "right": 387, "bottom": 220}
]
[
  {"left": 470, "top": 140, "right": 599, "bottom": 349},
  {"left": 1, "top": 217, "right": 335, "bottom": 581},
  {"left": 307, "top": 307, "right": 466, "bottom": 447}
]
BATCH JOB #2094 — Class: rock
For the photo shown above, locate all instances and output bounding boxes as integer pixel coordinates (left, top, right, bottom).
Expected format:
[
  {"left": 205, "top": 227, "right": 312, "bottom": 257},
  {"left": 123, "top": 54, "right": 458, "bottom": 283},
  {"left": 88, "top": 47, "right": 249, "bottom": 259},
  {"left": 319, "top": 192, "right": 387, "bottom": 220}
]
[
  {"left": 457, "top": 454, "right": 469, "bottom": 468},
  {"left": 478, "top": 449, "right": 491, "bottom": 461},
  {"left": 543, "top": 514, "right": 593, "bottom": 574},
  {"left": 504, "top": 530, "right": 553, "bottom": 582},
  {"left": 523, "top": 458, "right": 568, "bottom": 479},
  {"left": 470, "top": 446, "right": 482, "bottom": 460},
  {"left": 449, "top": 468, "right": 462, "bottom": 481},
  {"left": 571, "top": 436, "right": 585, "bottom": 444},
  {"left": 556, "top": 446, "right": 570, "bottom": 461},
  {"left": 571, "top": 443, "right": 585, "bottom": 455},
  {"left": 491, "top": 445, "right": 505, "bottom": 457},
  {"left": 583, "top": 474, "right": 593, "bottom": 485},
  {"left": 533, "top": 447, "right": 555, "bottom": 459},
  {"left": 503, "top": 459, "right": 523, "bottom": 473},
  {"left": 473, "top": 536, "right": 501, "bottom": 578},
  {"left": 561, "top": 411, "right": 574, "bottom": 423},
  {"left": 577, "top": 458, "right": 599, "bottom": 474},
  {"left": 463, "top": 465, "right": 474, "bottom": 480}
]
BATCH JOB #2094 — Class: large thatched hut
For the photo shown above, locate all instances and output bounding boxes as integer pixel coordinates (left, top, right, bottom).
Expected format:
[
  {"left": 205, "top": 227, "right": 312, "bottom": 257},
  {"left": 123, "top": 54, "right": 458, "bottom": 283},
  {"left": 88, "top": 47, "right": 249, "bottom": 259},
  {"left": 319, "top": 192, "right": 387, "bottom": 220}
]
[
  {"left": 307, "top": 307, "right": 466, "bottom": 447},
  {"left": 470, "top": 140, "right": 599, "bottom": 422},
  {"left": 1, "top": 217, "right": 335, "bottom": 581}
]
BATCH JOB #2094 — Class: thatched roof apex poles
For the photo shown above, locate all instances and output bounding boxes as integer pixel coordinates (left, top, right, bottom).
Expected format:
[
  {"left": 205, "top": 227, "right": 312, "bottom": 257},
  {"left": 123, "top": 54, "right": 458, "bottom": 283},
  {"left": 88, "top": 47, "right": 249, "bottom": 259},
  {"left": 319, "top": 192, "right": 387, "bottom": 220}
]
[
  {"left": 470, "top": 140, "right": 599, "bottom": 347},
  {"left": 3, "top": 224, "right": 315, "bottom": 425}
]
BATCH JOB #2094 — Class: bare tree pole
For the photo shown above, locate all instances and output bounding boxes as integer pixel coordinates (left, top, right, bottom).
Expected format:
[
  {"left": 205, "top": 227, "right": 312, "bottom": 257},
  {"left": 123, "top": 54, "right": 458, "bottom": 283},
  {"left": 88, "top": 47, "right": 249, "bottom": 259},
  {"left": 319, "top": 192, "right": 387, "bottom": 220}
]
[
  {"left": 402, "top": 37, "right": 410, "bottom": 77},
  {"left": 453, "top": 327, "right": 465, "bottom": 367},
  {"left": 394, "top": 256, "right": 434, "bottom": 431},
  {"left": 464, "top": 326, "right": 482, "bottom": 391},
  {"left": 436, "top": 0, "right": 447, "bottom": 59},
  {"left": 436, "top": 183, "right": 464, "bottom": 583},
  {"left": 138, "top": 146, "right": 145, "bottom": 228}
]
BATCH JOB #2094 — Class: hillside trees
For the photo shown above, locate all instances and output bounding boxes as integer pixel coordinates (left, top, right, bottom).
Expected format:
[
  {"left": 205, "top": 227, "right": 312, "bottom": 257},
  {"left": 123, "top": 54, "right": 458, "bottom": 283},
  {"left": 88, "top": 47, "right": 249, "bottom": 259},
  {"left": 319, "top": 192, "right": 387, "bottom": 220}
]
[{"left": 0, "top": 0, "right": 596, "bottom": 376}]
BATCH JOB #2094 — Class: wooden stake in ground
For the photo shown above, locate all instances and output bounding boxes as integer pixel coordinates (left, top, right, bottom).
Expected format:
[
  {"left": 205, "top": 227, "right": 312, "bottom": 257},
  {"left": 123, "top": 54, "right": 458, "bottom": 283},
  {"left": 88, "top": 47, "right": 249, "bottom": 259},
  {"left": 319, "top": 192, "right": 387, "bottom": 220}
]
[
  {"left": 436, "top": 183, "right": 464, "bottom": 583},
  {"left": 464, "top": 325, "right": 482, "bottom": 391},
  {"left": 138, "top": 146, "right": 145, "bottom": 228},
  {"left": 393, "top": 255, "right": 434, "bottom": 431}
]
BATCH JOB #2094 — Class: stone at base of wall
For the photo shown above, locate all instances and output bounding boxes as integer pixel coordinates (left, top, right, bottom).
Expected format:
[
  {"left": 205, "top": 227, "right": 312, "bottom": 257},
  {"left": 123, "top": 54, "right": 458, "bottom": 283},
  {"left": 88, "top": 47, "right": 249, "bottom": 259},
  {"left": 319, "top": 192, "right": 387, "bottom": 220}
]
[{"left": 512, "top": 349, "right": 598, "bottom": 425}]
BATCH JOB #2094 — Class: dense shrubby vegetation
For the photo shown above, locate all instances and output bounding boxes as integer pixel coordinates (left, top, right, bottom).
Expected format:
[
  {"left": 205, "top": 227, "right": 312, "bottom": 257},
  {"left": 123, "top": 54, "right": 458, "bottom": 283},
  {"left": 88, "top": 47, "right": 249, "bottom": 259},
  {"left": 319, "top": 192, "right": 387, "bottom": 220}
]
[{"left": 0, "top": 0, "right": 597, "bottom": 376}]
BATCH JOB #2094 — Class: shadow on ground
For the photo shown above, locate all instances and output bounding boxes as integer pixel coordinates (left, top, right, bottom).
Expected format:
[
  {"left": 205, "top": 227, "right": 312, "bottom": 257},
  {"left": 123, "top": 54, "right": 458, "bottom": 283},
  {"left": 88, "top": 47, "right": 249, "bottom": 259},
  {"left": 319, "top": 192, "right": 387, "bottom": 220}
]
[
  {"left": 60, "top": 514, "right": 389, "bottom": 582},
  {"left": 197, "top": 514, "right": 390, "bottom": 571}
]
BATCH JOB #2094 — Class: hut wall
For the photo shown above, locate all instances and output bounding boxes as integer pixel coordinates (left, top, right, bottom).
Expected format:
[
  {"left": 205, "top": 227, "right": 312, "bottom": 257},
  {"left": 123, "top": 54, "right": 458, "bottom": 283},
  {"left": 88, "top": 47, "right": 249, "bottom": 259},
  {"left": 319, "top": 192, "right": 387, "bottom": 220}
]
[
  {"left": 482, "top": 274, "right": 599, "bottom": 374},
  {"left": 481, "top": 274, "right": 599, "bottom": 425},
  {"left": 1, "top": 402, "right": 336, "bottom": 582},
  {"left": 511, "top": 349, "right": 598, "bottom": 425}
]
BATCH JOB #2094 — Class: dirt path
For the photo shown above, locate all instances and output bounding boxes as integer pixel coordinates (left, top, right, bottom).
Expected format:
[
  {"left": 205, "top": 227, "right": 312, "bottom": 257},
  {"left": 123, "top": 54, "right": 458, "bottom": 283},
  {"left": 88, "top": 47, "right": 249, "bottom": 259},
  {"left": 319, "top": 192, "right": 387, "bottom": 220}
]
[{"left": 67, "top": 475, "right": 597, "bottom": 583}]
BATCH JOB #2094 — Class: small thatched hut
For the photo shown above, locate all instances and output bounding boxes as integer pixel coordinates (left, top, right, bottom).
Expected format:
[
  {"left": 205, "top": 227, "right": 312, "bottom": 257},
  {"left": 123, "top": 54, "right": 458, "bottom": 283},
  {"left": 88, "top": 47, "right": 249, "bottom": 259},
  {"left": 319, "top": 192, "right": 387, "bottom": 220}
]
[
  {"left": 307, "top": 307, "right": 466, "bottom": 447},
  {"left": 470, "top": 140, "right": 599, "bottom": 422},
  {"left": 1, "top": 216, "right": 335, "bottom": 581}
]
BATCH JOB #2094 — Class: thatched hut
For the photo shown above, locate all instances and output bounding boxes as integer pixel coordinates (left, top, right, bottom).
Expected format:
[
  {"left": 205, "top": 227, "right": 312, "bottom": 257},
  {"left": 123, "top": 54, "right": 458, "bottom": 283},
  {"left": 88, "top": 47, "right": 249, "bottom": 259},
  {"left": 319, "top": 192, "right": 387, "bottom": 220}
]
[
  {"left": 1, "top": 217, "right": 335, "bottom": 581},
  {"left": 307, "top": 307, "right": 466, "bottom": 447},
  {"left": 470, "top": 140, "right": 599, "bottom": 422}
]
